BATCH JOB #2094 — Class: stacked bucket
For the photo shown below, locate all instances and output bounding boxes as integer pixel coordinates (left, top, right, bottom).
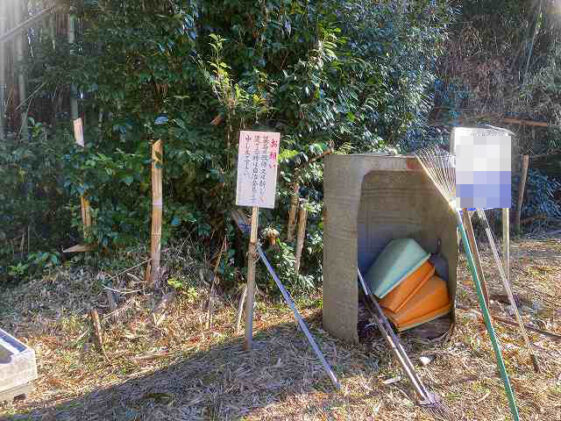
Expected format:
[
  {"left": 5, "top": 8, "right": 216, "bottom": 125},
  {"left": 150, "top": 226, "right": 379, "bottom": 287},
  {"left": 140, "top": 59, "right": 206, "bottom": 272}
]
[{"left": 365, "top": 239, "right": 452, "bottom": 331}]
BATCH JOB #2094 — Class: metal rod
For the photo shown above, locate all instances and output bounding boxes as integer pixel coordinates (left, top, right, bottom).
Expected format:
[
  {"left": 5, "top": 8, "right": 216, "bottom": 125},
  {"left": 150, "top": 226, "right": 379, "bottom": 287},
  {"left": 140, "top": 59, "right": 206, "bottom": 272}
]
[
  {"left": 357, "top": 268, "right": 433, "bottom": 403},
  {"left": 458, "top": 210, "right": 520, "bottom": 421},
  {"left": 257, "top": 245, "right": 341, "bottom": 390},
  {"left": 476, "top": 209, "right": 540, "bottom": 372}
]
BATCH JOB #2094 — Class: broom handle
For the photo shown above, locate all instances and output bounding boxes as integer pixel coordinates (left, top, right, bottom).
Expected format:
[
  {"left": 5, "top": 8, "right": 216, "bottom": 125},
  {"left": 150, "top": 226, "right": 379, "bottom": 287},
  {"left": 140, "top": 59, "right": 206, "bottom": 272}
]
[
  {"left": 457, "top": 210, "right": 520, "bottom": 421},
  {"left": 476, "top": 209, "right": 540, "bottom": 372}
]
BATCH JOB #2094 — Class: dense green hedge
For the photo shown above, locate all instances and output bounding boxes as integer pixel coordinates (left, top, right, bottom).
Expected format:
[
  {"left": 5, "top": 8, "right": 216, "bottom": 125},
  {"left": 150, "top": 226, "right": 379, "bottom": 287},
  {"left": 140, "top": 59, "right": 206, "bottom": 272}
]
[{"left": 1, "top": 0, "right": 453, "bottom": 285}]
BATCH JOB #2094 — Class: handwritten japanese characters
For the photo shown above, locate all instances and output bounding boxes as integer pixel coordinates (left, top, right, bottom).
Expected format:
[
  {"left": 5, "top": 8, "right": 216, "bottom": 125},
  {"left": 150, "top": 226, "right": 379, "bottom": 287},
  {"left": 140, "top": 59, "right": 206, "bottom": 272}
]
[{"left": 236, "top": 131, "right": 281, "bottom": 209}]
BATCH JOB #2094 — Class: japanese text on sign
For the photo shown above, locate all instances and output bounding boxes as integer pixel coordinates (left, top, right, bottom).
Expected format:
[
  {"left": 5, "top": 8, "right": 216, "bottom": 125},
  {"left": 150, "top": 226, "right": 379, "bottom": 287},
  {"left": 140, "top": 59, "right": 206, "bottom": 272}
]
[{"left": 236, "top": 131, "right": 281, "bottom": 209}]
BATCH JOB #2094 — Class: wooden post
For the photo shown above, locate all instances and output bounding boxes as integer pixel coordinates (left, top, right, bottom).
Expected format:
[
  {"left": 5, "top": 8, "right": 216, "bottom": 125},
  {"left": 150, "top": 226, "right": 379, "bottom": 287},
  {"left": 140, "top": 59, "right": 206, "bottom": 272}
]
[
  {"left": 294, "top": 201, "right": 308, "bottom": 275},
  {"left": 461, "top": 210, "right": 491, "bottom": 309},
  {"left": 286, "top": 183, "right": 299, "bottom": 242},
  {"left": 243, "top": 206, "right": 259, "bottom": 351},
  {"left": 515, "top": 155, "right": 529, "bottom": 233},
  {"left": 150, "top": 140, "right": 163, "bottom": 287},
  {"left": 502, "top": 208, "right": 510, "bottom": 280}
]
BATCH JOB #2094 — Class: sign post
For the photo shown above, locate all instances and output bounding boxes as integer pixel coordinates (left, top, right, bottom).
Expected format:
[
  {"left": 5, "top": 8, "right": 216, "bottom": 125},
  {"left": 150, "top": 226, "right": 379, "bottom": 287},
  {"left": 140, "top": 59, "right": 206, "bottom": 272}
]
[{"left": 236, "top": 130, "right": 280, "bottom": 351}]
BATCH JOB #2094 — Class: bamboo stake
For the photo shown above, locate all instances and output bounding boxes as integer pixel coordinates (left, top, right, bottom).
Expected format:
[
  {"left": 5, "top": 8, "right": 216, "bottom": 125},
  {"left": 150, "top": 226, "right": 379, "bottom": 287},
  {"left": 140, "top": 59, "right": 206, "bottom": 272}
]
[
  {"left": 243, "top": 206, "right": 259, "bottom": 351},
  {"left": 461, "top": 210, "right": 491, "bottom": 309},
  {"left": 515, "top": 155, "right": 529, "bottom": 233},
  {"left": 150, "top": 140, "right": 163, "bottom": 287},
  {"left": 294, "top": 201, "right": 307, "bottom": 275},
  {"left": 502, "top": 208, "right": 510, "bottom": 279},
  {"left": 286, "top": 183, "right": 299, "bottom": 241}
]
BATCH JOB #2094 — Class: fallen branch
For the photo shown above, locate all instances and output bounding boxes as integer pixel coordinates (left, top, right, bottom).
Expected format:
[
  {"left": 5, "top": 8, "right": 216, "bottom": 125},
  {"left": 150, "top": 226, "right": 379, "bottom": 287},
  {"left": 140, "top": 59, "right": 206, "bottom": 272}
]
[
  {"left": 457, "top": 305, "right": 561, "bottom": 341},
  {"left": 234, "top": 284, "right": 247, "bottom": 333},
  {"left": 152, "top": 292, "right": 176, "bottom": 327},
  {"left": 90, "top": 309, "right": 107, "bottom": 356}
]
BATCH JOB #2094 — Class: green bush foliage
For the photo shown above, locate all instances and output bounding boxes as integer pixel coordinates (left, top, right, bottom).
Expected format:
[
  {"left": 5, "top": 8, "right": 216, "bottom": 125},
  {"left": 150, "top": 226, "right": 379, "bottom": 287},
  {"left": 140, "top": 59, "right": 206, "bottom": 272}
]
[{"left": 1, "top": 0, "right": 453, "bottom": 286}]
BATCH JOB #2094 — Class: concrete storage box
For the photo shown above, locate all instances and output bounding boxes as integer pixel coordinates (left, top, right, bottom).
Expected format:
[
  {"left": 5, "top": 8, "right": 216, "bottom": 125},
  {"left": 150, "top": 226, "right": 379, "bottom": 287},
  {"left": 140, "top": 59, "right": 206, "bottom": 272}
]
[
  {"left": 0, "top": 328, "right": 38, "bottom": 402},
  {"left": 323, "top": 154, "right": 458, "bottom": 342}
]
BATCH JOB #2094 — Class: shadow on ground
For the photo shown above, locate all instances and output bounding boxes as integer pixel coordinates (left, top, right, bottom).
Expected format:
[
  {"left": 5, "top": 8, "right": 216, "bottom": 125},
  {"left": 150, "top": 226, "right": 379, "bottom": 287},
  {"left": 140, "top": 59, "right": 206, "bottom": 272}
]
[{"left": 10, "top": 320, "right": 371, "bottom": 421}]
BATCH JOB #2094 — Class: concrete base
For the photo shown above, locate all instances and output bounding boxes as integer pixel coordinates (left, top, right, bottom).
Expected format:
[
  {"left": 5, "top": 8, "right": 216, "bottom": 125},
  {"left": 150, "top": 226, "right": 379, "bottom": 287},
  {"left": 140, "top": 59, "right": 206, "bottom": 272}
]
[
  {"left": 0, "top": 383, "right": 33, "bottom": 402},
  {"left": 323, "top": 154, "right": 458, "bottom": 342},
  {"left": 0, "top": 328, "right": 37, "bottom": 403}
]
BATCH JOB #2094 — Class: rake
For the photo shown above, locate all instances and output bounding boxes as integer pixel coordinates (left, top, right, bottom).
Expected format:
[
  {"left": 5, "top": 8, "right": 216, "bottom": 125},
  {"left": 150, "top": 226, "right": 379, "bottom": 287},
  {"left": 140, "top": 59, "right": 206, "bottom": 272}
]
[
  {"left": 357, "top": 268, "right": 451, "bottom": 420},
  {"left": 415, "top": 146, "right": 520, "bottom": 421}
]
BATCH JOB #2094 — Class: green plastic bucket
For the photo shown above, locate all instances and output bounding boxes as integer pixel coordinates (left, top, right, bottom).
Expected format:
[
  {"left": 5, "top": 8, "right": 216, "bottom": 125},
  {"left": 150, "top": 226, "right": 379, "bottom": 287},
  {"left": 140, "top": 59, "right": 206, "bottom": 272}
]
[{"left": 365, "top": 238, "right": 430, "bottom": 298}]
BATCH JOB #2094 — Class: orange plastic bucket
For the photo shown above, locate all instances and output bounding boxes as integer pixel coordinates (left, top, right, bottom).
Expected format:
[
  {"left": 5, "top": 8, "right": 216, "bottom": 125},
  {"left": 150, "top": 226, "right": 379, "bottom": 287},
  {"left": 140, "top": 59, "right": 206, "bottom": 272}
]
[
  {"left": 383, "top": 275, "right": 452, "bottom": 332},
  {"left": 379, "top": 260, "right": 435, "bottom": 313}
]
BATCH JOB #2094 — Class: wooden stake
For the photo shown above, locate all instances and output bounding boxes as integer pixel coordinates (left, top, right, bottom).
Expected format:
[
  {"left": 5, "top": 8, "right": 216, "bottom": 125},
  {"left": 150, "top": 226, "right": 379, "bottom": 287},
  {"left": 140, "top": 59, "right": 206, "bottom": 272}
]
[
  {"left": 207, "top": 238, "right": 227, "bottom": 329},
  {"left": 461, "top": 210, "right": 491, "bottom": 309},
  {"left": 515, "top": 155, "right": 529, "bottom": 233},
  {"left": 235, "top": 284, "right": 247, "bottom": 333},
  {"left": 243, "top": 206, "right": 259, "bottom": 351},
  {"left": 89, "top": 308, "right": 105, "bottom": 355},
  {"left": 502, "top": 208, "right": 510, "bottom": 280},
  {"left": 294, "top": 201, "right": 308, "bottom": 276},
  {"left": 286, "top": 183, "right": 299, "bottom": 242},
  {"left": 150, "top": 140, "right": 163, "bottom": 287}
]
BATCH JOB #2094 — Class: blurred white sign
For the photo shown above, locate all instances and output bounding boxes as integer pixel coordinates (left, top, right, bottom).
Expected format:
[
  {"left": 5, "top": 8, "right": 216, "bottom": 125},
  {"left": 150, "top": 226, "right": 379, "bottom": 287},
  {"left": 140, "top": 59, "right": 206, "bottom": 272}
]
[
  {"left": 452, "top": 127, "right": 511, "bottom": 209},
  {"left": 236, "top": 131, "right": 281, "bottom": 209}
]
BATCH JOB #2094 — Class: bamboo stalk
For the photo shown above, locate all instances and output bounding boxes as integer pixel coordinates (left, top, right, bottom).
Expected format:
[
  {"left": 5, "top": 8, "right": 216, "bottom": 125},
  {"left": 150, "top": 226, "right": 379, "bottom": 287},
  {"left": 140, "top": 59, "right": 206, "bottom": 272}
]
[
  {"left": 67, "top": 11, "right": 78, "bottom": 121},
  {"left": 149, "top": 140, "right": 163, "bottom": 287},
  {"left": 515, "top": 155, "right": 529, "bottom": 233},
  {"left": 243, "top": 206, "right": 259, "bottom": 351},
  {"left": 0, "top": 0, "right": 7, "bottom": 140},
  {"left": 461, "top": 210, "right": 491, "bottom": 309},
  {"left": 294, "top": 201, "right": 308, "bottom": 275},
  {"left": 286, "top": 183, "right": 299, "bottom": 242},
  {"left": 14, "top": 0, "right": 28, "bottom": 139}
]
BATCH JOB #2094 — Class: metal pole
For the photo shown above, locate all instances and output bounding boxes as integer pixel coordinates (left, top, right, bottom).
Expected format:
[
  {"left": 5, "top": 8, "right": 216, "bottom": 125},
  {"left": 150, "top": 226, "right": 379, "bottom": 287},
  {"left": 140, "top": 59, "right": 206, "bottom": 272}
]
[{"left": 257, "top": 246, "right": 340, "bottom": 390}]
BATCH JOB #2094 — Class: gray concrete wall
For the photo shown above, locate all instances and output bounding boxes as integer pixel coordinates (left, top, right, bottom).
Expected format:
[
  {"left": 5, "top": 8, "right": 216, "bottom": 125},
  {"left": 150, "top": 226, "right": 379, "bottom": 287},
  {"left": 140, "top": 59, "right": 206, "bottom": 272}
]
[{"left": 323, "top": 154, "right": 458, "bottom": 342}]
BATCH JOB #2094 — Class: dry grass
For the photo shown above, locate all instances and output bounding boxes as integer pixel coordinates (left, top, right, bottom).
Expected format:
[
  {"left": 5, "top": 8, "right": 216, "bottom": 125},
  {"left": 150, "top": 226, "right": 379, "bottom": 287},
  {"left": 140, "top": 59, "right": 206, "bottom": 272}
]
[{"left": 1, "top": 235, "right": 560, "bottom": 420}]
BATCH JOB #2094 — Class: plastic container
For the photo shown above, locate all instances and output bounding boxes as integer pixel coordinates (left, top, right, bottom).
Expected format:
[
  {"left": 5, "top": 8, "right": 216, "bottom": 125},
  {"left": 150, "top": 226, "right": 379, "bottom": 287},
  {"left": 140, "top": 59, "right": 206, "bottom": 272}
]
[
  {"left": 379, "top": 260, "right": 435, "bottom": 313},
  {"left": 383, "top": 275, "right": 452, "bottom": 332},
  {"left": 365, "top": 238, "right": 431, "bottom": 298},
  {"left": 0, "top": 328, "right": 38, "bottom": 402}
]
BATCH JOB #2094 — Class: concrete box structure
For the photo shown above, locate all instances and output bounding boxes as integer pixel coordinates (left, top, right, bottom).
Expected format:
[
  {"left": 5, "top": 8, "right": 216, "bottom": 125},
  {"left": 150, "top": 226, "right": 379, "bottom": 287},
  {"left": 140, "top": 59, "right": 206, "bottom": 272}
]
[
  {"left": 0, "top": 328, "right": 38, "bottom": 402},
  {"left": 323, "top": 154, "right": 458, "bottom": 342}
]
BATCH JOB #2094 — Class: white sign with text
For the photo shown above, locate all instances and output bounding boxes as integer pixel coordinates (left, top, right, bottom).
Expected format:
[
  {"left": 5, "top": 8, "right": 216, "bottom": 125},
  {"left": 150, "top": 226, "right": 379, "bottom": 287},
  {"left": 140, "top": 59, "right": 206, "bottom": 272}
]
[{"left": 236, "top": 131, "right": 281, "bottom": 209}]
